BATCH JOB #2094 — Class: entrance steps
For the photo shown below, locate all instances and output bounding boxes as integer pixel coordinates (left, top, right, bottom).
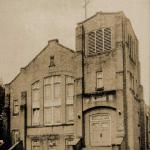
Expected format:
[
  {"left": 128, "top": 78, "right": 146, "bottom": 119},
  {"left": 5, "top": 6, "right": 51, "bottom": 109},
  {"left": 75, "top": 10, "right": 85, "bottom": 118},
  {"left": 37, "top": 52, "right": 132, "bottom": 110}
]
[{"left": 82, "top": 146, "right": 112, "bottom": 150}]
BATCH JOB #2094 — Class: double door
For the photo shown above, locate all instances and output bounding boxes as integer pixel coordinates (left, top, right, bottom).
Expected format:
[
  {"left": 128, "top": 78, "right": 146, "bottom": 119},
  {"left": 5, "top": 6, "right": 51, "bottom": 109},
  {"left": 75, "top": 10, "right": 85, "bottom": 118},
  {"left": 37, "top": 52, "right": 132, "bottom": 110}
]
[{"left": 90, "top": 113, "right": 111, "bottom": 146}]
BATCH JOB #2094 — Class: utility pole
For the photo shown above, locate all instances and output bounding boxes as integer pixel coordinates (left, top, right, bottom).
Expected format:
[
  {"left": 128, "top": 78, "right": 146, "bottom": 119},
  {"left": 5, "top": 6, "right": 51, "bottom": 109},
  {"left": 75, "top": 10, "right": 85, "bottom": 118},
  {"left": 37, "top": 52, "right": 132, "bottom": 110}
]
[{"left": 83, "top": 0, "right": 90, "bottom": 19}]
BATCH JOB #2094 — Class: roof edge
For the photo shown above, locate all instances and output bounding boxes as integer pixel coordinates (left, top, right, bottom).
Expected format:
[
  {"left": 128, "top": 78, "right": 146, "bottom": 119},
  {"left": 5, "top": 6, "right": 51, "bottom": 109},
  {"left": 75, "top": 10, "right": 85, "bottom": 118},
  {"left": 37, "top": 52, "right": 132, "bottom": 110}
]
[{"left": 8, "top": 39, "right": 74, "bottom": 84}]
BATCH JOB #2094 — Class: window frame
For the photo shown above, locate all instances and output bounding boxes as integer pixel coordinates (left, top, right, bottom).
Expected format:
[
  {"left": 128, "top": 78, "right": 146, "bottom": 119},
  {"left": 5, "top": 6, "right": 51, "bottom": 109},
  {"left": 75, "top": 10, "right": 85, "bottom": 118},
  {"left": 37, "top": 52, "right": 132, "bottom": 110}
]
[
  {"left": 43, "top": 76, "right": 61, "bottom": 126},
  {"left": 96, "top": 71, "right": 104, "bottom": 90},
  {"left": 13, "top": 99, "right": 19, "bottom": 116},
  {"left": 65, "top": 76, "right": 74, "bottom": 123},
  {"left": 31, "top": 81, "right": 40, "bottom": 126}
]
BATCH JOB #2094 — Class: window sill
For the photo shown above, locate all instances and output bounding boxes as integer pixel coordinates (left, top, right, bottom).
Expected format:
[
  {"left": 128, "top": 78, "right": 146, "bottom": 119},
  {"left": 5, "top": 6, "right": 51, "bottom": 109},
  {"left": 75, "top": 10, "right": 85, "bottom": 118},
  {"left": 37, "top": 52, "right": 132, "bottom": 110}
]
[
  {"left": 86, "top": 50, "right": 112, "bottom": 57},
  {"left": 96, "top": 87, "right": 104, "bottom": 91},
  {"left": 12, "top": 113, "right": 19, "bottom": 116},
  {"left": 27, "top": 123, "right": 74, "bottom": 128}
]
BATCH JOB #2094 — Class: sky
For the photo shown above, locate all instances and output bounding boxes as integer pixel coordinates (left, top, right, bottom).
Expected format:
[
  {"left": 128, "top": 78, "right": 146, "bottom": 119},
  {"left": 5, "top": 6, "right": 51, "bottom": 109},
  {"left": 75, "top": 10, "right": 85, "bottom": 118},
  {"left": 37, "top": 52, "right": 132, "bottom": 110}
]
[{"left": 0, "top": 0, "right": 149, "bottom": 104}]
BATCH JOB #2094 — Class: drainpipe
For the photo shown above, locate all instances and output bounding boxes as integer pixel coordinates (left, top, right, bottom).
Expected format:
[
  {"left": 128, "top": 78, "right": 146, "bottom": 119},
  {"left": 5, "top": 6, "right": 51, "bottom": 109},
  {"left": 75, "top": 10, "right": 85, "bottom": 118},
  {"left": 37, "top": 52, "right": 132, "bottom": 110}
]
[
  {"left": 81, "top": 24, "right": 85, "bottom": 146},
  {"left": 122, "top": 16, "right": 128, "bottom": 149}
]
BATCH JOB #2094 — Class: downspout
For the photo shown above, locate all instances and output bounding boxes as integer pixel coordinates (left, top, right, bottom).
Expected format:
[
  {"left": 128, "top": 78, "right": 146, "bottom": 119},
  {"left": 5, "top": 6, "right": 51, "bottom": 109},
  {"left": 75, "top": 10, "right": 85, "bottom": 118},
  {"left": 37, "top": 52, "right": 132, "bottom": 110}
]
[
  {"left": 24, "top": 103, "right": 27, "bottom": 150},
  {"left": 81, "top": 24, "right": 85, "bottom": 146},
  {"left": 122, "top": 16, "right": 128, "bottom": 149}
]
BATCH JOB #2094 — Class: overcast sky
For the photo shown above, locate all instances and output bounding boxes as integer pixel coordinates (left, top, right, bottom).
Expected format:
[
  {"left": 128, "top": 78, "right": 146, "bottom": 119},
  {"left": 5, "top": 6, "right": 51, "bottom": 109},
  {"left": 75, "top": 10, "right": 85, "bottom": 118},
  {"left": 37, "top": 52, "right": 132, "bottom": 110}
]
[{"left": 0, "top": 0, "right": 149, "bottom": 104}]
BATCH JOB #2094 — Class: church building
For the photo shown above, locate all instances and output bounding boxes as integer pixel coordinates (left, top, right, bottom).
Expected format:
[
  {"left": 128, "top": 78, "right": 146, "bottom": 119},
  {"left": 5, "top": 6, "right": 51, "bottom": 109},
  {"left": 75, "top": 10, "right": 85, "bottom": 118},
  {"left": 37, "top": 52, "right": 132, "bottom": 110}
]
[{"left": 5, "top": 11, "right": 150, "bottom": 150}]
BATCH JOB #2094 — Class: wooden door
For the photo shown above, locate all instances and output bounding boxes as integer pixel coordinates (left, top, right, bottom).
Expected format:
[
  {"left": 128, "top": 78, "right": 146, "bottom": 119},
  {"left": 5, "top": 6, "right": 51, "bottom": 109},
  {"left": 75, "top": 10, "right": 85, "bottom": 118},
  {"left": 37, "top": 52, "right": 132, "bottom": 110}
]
[{"left": 90, "top": 113, "right": 111, "bottom": 146}]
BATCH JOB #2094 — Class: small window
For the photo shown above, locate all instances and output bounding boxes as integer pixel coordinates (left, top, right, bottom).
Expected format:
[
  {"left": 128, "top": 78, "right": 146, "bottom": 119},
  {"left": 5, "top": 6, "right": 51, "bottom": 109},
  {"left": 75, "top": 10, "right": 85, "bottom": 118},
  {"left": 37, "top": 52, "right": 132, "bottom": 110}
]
[
  {"left": 49, "top": 56, "right": 55, "bottom": 67},
  {"left": 96, "top": 71, "right": 103, "bottom": 89},
  {"left": 13, "top": 100, "right": 19, "bottom": 115}
]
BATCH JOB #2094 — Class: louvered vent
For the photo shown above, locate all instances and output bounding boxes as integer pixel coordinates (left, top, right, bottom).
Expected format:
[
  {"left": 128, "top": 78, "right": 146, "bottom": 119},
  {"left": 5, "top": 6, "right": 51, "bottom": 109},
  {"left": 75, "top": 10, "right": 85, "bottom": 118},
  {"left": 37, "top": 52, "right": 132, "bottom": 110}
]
[
  {"left": 104, "top": 28, "right": 111, "bottom": 51},
  {"left": 88, "top": 31, "right": 95, "bottom": 55},
  {"left": 87, "top": 28, "right": 112, "bottom": 55},
  {"left": 96, "top": 29, "right": 103, "bottom": 53}
]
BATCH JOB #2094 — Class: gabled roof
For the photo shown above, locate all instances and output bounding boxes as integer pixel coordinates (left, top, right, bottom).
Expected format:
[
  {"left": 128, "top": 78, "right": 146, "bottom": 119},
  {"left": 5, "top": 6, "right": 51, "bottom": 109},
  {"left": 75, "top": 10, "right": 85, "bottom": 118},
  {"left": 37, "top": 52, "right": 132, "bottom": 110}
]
[{"left": 8, "top": 39, "right": 75, "bottom": 84}]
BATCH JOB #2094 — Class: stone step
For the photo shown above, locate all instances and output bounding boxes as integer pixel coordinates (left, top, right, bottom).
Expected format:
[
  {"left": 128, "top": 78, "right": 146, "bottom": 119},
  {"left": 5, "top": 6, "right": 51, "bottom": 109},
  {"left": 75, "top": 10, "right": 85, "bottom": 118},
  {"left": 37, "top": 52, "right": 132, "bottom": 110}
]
[{"left": 82, "top": 146, "right": 112, "bottom": 150}]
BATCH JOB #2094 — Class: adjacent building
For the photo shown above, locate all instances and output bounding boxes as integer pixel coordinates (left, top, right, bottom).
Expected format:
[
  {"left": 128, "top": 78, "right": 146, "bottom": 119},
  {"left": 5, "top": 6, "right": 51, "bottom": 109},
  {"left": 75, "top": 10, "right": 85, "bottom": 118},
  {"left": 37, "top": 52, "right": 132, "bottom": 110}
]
[{"left": 5, "top": 11, "right": 150, "bottom": 150}]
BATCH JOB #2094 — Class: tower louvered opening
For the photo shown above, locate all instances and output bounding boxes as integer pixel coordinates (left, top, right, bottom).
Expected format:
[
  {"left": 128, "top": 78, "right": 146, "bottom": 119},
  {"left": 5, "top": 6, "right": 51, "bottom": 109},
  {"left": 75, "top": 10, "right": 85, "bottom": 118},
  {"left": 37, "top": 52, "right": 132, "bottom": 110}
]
[
  {"left": 87, "top": 27, "right": 112, "bottom": 55},
  {"left": 96, "top": 29, "right": 103, "bottom": 53},
  {"left": 88, "top": 31, "right": 96, "bottom": 55},
  {"left": 104, "top": 28, "right": 111, "bottom": 51}
]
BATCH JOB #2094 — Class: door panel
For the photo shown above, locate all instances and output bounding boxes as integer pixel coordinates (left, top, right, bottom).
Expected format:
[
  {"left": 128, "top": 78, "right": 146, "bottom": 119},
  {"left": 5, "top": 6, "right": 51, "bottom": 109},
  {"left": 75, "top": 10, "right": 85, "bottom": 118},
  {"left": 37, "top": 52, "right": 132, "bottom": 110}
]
[{"left": 90, "top": 114, "right": 111, "bottom": 146}]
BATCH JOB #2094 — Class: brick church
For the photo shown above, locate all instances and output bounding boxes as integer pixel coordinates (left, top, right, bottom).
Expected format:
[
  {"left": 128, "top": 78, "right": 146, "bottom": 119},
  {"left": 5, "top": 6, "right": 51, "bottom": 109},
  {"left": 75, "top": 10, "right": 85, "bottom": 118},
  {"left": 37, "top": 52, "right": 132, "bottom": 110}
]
[{"left": 4, "top": 11, "right": 150, "bottom": 150}]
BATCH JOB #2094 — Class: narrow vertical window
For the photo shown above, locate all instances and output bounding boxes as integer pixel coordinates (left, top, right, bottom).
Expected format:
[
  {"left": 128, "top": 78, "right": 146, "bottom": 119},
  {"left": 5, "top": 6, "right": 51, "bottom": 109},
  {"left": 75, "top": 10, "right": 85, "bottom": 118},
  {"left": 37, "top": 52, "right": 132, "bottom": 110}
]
[
  {"left": 66, "top": 76, "right": 74, "bottom": 122},
  {"left": 32, "top": 81, "right": 40, "bottom": 126},
  {"left": 13, "top": 100, "right": 19, "bottom": 115},
  {"left": 96, "top": 71, "right": 103, "bottom": 89}
]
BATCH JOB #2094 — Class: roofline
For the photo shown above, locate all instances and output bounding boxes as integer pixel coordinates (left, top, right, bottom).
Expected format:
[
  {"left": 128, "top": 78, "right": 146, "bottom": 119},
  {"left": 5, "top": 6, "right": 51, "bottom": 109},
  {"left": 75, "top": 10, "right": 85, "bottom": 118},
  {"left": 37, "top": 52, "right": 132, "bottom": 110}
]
[
  {"left": 77, "top": 11, "right": 125, "bottom": 25},
  {"left": 8, "top": 39, "right": 74, "bottom": 84}
]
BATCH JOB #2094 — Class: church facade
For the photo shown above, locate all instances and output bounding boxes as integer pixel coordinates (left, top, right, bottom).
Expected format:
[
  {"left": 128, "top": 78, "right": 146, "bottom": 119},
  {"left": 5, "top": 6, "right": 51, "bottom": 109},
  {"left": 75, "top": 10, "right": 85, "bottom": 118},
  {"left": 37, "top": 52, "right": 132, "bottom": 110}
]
[{"left": 6, "top": 11, "right": 150, "bottom": 150}]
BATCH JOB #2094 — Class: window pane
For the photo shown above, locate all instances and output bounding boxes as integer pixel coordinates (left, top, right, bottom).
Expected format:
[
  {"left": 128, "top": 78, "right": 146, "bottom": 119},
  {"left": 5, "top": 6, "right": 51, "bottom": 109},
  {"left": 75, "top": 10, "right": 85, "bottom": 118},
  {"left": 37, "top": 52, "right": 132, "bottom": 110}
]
[
  {"left": 32, "top": 90, "right": 39, "bottom": 101},
  {"left": 96, "top": 71, "right": 103, "bottom": 89},
  {"left": 66, "top": 84, "right": 74, "bottom": 97},
  {"left": 97, "top": 71, "right": 102, "bottom": 78},
  {"left": 32, "top": 82, "right": 40, "bottom": 89},
  {"left": 66, "top": 105, "right": 74, "bottom": 122},
  {"left": 53, "top": 106, "right": 61, "bottom": 123},
  {"left": 66, "top": 84, "right": 74, "bottom": 104},
  {"left": 32, "top": 108, "right": 40, "bottom": 125},
  {"left": 44, "top": 107, "right": 52, "bottom": 125},
  {"left": 14, "top": 105, "right": 19, "bottom": 114},
  {"left": 32, "top": 89, "right": 40, "bottom": 108},
  {"left": 66, "top": 76, "right": 74, "bottom": 84},
  {"left": 44, "top": 77, "right": 52, "bottom": 85},
  {"left": 14, "top": 100, "right": 19, "bottom": 114},
  {"left": 54, "top": 76, "right": 61, "bottom": 83},
  {"left": 97, "top": 78, "right": 103, "bottom": 88},
  {"left": 44, "top": 85, "right": 52, "bottom": 106},
  {"left": 54, "top": 83, "right": 60, "bottom": 99}
]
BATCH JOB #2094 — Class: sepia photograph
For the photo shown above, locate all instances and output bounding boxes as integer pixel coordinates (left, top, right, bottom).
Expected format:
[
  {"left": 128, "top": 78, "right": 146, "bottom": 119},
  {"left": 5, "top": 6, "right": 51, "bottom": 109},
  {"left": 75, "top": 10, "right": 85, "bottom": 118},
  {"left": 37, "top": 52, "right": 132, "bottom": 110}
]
[{"left": 0, "top": 0, "right": 150, "bottom": 150}]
